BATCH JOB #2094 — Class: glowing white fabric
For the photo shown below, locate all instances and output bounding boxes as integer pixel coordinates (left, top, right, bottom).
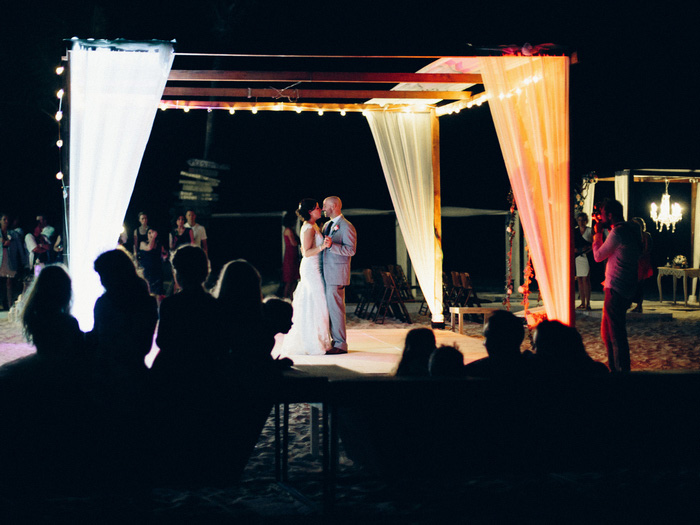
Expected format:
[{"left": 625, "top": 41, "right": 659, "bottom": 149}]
[
  {"left": 615, "top": 173, "right": 630, "bottom": 220},
  {"left": 480, "top": 56, "right": 571, "bottom": 325},
  {"left": 68, "top": 40, "right": 173, "bottom": 330},
  {"left": 365, "top": 111, "right": 444, "bottom": 323}
]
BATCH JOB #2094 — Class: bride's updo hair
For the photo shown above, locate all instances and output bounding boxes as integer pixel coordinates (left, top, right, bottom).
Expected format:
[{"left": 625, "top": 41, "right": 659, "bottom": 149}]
[{"left": 296, "top": 198, "right": 318, "bottom": 221}]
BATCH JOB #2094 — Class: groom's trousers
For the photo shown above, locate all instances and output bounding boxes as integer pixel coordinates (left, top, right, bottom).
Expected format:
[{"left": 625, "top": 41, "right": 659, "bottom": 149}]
[{"left": 326, "top": 284, "right": 347, "bottom": 351}]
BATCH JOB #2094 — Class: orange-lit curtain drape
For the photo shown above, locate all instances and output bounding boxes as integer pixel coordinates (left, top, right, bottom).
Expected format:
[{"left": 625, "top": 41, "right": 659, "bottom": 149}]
[{"left": 479, "top": 56, "right": 571, "bottom": 325}]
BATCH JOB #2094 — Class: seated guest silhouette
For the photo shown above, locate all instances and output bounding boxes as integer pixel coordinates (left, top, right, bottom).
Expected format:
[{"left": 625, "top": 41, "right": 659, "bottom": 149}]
[
  {"left": 529, "top": 320, "right": 609, "bottom": 377},
  {"left": 464, "top": 310, "right": 528, "bottom": 379},
  {"left": 89, "top": 249, "right": 158, "bottom": 489},
  {"left": 0, "top": 264, "right": 92, "bottom": 491},
  {"left": 395, "top": 327, "right": 436, "bottom": 377},
  {"left": 153, "top": 245, "right": 225, "bottom": 384},
  {"left": 263, "top": 296, "right": 294, "bottom": 337},
  {"left": 428, "top": 345, "right": 465, "bottom": 378}
]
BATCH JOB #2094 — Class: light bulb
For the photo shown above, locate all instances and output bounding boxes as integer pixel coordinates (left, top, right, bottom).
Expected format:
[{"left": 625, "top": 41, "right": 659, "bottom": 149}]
[
  {"left": 55, "top": 111, "right": 63, "bottom": 121},
  {"left": 251, "top": 107, "right": 258, "bottom": 114},
  {"left": 318, "top": 110, "right": 324, "bottom": 116},
  {"left": 183, "top": 107, "right": 190, "bottom": 113},
  {"left": 207, "top": 108, "right": 212, "bottom": 113},
  {"left": 56, "top": 66, "right": 64, "bottom": 75},
  {"left": 56, "top": 139, "right": 63, "bottom": 148},
  {"left": 56, "top": 171, "right": 64, "bottom": 180},
  {"left": 340, "top": 110, "right": 346, "bottom": 116},
  {"left": 295, "top": 107, "right": 302, "bottom": 113},
  {"left": 229, "top": 108, "right": 235, "bottom": 115},
  {"left": 56, "top": 89, "right": 64, "bottom": 99}
]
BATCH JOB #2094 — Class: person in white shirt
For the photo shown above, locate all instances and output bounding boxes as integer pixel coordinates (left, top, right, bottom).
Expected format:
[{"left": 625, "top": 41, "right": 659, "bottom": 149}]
[{"left": 185, "top": 209, "right": 208, "bottom": 260}]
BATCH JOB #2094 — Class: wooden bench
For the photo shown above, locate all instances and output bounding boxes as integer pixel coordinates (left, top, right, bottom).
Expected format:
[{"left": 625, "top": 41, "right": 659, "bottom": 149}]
[{"left": 449, "top": 306, "right": 500, "bottom": 333}]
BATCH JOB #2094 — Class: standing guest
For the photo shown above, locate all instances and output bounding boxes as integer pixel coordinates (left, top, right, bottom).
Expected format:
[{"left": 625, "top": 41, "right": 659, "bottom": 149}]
[
  {"left": 394, "top": 327, "right": 436, "bottom": 377},
  {"left": 0, "top": 213, "right": 23, "bottom": 310},
  {"left": 24, "top": 221, "right": 50, "bottom": 275},
  {"left": 139, "top": 227, "right": 166, "bottom": 303},
  {"left": 631, "top": 217, "right": 653, "bottom": 313},
  {"left": 592, "top": 199, "right": 642, "bottom": 373},
  {"left": 574, "top": 212, "right": 593, "bottom": 310},
  {"left": 463, "top": 310, "right": 527, "bottom": 379},
  {"left": 185, "top": 209, "right": 208, "bottom": 260},
  {"left": 281, "top": 210, "right": 300, "bottom": 299},
  {"left": 132, "top": 211, "right": 150, "bottom": 264},
  {"left": 169, "top": 213, "right": 194, "bottom": 254}
]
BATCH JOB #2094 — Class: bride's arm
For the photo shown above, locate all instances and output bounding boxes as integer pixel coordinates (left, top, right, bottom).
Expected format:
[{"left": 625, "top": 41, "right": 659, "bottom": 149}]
[{"left": 301, "top": 225, "right": 326, "bottom": 258}]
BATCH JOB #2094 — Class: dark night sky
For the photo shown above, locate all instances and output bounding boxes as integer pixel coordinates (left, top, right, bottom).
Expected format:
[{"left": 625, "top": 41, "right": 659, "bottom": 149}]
[{"left": 2, "top": 1, "right": 698, "bottom": 283}]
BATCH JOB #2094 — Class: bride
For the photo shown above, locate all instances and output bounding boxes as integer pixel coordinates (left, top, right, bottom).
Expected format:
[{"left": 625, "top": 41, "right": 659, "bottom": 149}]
[{"left": 280, "top": 199, "right": 331, "bottom": 356}]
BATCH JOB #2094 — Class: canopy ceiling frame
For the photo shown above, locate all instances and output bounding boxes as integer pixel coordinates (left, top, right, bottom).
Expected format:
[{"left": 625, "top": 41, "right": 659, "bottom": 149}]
[{"left": 65, "top": 44, "right": 573, "bottom": 327}]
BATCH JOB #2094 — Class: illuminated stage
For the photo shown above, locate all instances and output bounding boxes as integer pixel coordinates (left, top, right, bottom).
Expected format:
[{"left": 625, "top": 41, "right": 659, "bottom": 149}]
[{"left": 271, "top": 327, "right": 487, "bottom": 374}]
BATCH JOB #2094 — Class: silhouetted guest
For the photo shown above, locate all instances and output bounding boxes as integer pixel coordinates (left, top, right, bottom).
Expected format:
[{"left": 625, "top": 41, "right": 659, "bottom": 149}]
[
  {"left": 22, "top": 264, "right": 86, "bottom": 363},
  {"left": 89, "top": 248, "right": 158, "bottom": 489},
  {"left": 213, "top": 259, "right": 275, "bottom": 372},
  {"left": 212, "top": 259, "right": 280, "bottom": 480},
  {"left": 263, "top": 296, "right": 294, "bottom": 337},
  {"left": 529, "top": 320, "right": 609, "bottom": 377},
  {"left": 154, "top": 245, "right": 226, "bottom": 383},
  {"left": 464, "top": 310, "right": 527, "bottom": 379},
  {"left": 395, "top": 327, "right": 436, "bottom": 377},
  {"left": 0, "top": 264, "right": 92, "bottom": 491},
  {"left": 90, "top": 249, "right": 158, "bottom": 402},
  {"left": 429, "top": 345, "right": 465, "bottom": 378}
]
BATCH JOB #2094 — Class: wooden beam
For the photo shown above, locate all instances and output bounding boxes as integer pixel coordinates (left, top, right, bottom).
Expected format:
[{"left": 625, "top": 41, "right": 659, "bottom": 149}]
[
  {"left": 163, "top": 87, "right": 472, "bottom": 100},
  {"left": 158, "top": 100, "right": 429, "bottom": 112},
  {"left": 168, "top": 70, "right": 482, "bottom": 84}
]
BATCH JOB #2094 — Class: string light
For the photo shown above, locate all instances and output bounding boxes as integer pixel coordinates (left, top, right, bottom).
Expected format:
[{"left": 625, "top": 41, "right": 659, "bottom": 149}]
[
  {"left": 55, "top": 110, "right": 63, "bottom": 121},
  {"left": 251, "top": 107, "right": 258, "bottom": 114},
  {"left": 56, "top": 89, "right": 64, "bottom": 99},
  {"left": 229, "top": 108, "right": 235, "bottom": 114},
  {"left": 183, "top": 106, "right": 190, "bottom": 112},
  {"left": 340, "top": 109, "right": 346, "bottom": 116},
  {"left": 56, "top": 66, "right": 64, "bottom": 75},
  {"left": 56, "top": 139, "right": 63, "bottom": 148},
  {"left": 56, "top": 171, "right": 64, "bottom": 180},
  {"left": 295, "top": 107, "right": 302, "bottom": 113},
  {"left": 317, "top": 109, "right": 323, "bottom": 116}
]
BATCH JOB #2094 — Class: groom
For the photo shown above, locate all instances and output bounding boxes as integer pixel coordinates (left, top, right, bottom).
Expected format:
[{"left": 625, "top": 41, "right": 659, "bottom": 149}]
[{"left": 321, "top": 196, "right": 357, "bottom": 355}]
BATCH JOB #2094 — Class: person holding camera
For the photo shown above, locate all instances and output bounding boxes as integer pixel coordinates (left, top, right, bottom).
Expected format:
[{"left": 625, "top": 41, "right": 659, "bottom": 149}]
[{"left": 592, "top": 199, "right": 642, "bottom": 373}]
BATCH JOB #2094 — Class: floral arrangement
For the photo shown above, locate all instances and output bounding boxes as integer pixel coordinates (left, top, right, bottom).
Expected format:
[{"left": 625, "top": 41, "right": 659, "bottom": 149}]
[
  {"left": 574, "top": 171, "right": 597, "bottom": 215},
  {"left": 673, "top": 255, "right": 688, "bottom": 268}
]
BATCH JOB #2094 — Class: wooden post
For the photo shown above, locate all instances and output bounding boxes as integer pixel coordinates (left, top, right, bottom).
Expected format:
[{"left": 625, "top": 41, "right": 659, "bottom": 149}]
[{"left": 431, "top": 109, "right": 444, "bottom": 326}]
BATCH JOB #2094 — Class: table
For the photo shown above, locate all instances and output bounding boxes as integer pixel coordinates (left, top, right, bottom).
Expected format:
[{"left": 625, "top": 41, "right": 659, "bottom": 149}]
[
  {"left": 449, "top": 306, "right": 500, "bottom": 333},
  {"left": 657, "top": 267, "right": 700, "bottom": 307}
]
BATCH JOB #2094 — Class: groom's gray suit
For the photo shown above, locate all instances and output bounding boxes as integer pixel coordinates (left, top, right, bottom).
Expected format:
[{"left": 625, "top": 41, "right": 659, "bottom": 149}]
[{"left": 321, "top": 215, "right": 357, "bottom": 351}]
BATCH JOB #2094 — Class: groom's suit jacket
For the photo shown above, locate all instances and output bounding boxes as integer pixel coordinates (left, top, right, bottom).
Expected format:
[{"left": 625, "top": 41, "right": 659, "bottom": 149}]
[{"left": 321, "top": 215, "right": 357, "bottom": 286}]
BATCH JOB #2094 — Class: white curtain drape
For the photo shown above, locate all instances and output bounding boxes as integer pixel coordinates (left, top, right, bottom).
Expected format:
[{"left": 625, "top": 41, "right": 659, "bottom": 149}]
[
  {"left": 365, "top": 111, "right": 444, "bottom": 322},
  {"left": 68, "top": 39, "right": 174, "bottom": 330},
  {"left": 615, "top": 172, "right": 630, "bottom": 220},
  {"left": 479, "top": 56, "right": 571, "bottom": 325}
]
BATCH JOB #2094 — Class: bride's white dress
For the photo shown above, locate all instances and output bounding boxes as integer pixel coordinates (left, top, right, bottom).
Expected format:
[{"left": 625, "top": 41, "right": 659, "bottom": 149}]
[{"left": 280, "top": 223, "right": 331, "bottom": 356}]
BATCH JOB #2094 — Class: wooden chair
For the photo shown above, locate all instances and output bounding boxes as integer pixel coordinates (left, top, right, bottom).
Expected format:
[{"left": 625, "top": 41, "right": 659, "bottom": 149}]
[
  {"left": 389, "top": 264, "right": 414, "bottom": 301},
  {"left": 354, "top": 269, "right": 377, "bottom": 319},
  {"left": 373, "top": 271, "right": 412, "bottom": 324}
]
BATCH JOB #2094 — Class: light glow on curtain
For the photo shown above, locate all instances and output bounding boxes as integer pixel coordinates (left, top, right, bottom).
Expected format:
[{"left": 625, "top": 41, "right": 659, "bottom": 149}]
[
  {"left": 365, "top": 111, "right": 444, "bottom": 322},
  {"left": 480, "top": 56, "right": 571, "bottom": 325},
  {"left": 68, "top": 39, "right": 174, "bottom": 330},
  {"left": 615, "top": 173, "right": 630, "bottom": 219}
]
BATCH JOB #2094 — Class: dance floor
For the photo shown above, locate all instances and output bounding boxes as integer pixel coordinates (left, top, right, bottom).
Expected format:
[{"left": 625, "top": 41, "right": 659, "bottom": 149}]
[
  {"left": 271, "top": 327, "right": 487, "bottom": 374},
  {"left": 1, "top": 311, "right": 487, "bottom": 372}
]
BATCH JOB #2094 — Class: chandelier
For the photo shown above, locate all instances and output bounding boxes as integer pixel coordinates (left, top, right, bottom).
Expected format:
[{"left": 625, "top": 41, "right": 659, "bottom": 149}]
[{"left": 650, "top": 180, "right": 682, "bottom": 232}]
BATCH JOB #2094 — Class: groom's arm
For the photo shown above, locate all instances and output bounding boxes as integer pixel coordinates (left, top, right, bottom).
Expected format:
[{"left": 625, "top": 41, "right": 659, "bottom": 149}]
[{"left": 328, "top": 222, "right": 357, "bottom": 257}]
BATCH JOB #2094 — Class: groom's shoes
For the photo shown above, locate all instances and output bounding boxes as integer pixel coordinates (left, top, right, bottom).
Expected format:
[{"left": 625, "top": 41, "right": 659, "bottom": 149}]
[{"left": 325, "top": 347, "right": 348, "bottom": 355}]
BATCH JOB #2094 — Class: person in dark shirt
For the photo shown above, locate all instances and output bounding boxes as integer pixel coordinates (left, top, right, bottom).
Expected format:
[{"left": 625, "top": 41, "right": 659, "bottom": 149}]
[{"left": 464, "top": 310, "right": 527, "bottom": 379}]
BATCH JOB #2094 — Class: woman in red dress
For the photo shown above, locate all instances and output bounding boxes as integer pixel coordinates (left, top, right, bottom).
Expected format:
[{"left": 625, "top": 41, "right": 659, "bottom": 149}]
[{"left": 281, "top": 211, "right": 300, "bottom": 299}]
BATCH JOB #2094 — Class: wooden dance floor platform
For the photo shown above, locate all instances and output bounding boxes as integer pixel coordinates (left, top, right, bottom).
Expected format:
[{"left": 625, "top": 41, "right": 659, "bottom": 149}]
[{"left": 272, "top": 328, "right": 487, "bottom": 375}]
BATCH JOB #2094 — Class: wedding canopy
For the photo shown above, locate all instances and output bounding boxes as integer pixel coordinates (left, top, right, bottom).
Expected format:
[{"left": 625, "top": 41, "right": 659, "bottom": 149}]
[{"left": 65, "top": 40, "right": 572, "bottom": 329}]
